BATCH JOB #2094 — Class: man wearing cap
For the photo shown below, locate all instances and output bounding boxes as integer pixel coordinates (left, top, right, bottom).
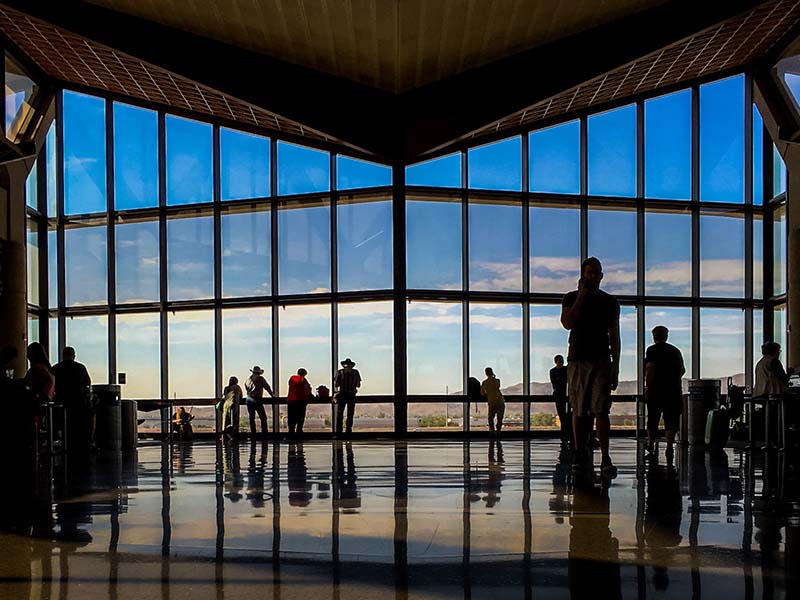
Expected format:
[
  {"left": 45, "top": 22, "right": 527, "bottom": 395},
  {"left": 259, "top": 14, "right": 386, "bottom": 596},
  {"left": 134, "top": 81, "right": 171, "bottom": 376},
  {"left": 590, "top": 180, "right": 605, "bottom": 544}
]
[
  {"left": 334, "top": 358, "right": 361, "bottom": 435},
  {"left": 245, "top": 366, "right": 274, "bottom": 436}
]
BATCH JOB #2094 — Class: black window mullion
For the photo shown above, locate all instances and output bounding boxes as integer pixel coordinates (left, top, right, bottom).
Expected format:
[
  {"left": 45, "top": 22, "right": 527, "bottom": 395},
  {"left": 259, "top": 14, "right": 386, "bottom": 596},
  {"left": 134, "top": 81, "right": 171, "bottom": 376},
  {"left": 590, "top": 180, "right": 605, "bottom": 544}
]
[
  {"left": 330, "top": 153, "right": 339, "bottom": 432},
  {"left": 213, "top": 125, "right": 222, "bottom": 432},
  {"left": 106, "top": 98, "right": 116, "bottom": 383},
  {"left": 158, "top": 111, "right": 169, "bottom": 412},
  {"left": 691, "top": 84, "right": 701, "bottom": 380},
  {"left": 521, "top": 132, "right": 530, "bottom": 431},
  {"left": 56, "top": 90, "right": 66, "bottom": 362},
  {"left": 461, "top": 150, "right": 470, "bottom": 432},
  {"left": 270, "top": 138, "right": 279, "bottom": 404},
  {"left": 392, "top": 163, "right": 407, "bottom": 434}
]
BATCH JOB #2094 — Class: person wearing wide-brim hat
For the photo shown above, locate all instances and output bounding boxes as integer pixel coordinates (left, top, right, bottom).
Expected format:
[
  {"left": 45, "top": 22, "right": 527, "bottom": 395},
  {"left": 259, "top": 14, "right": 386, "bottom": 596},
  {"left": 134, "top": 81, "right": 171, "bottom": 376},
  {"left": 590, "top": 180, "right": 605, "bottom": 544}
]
[
  {"left": 245, "top": 365, "right": 273, "bottom": 437},
  {"left": 334, "top": 358, "right": 361, "bottom": 435}
]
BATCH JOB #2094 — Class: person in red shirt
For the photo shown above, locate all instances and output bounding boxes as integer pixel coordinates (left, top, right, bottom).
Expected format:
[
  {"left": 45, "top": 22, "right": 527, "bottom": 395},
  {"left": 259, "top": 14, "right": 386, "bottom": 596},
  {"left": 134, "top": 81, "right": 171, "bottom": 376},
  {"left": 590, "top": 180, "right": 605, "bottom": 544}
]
[{"left": 287, "top": 368, "right": 312, "bottom": 436}]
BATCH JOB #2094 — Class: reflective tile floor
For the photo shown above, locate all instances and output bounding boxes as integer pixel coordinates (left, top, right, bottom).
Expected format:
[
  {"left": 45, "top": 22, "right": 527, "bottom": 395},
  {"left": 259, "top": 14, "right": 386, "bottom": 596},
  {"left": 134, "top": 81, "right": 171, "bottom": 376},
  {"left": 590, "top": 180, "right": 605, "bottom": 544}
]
[{"left": 0, "top": 438, "right": 798, "bottom": 599}]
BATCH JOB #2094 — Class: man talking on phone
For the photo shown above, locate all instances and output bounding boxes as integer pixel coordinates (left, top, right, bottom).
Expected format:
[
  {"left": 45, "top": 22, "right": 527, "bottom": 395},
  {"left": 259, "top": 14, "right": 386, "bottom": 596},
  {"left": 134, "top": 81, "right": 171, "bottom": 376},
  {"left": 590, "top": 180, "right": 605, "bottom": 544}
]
[{"left": 561, "top": 257, "right": 620, "bottom": 477}]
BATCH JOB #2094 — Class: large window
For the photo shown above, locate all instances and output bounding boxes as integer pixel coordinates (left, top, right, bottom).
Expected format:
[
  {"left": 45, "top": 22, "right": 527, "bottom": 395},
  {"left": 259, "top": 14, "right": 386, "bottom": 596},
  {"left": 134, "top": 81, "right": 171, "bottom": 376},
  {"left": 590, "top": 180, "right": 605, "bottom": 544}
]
[
  {"left": 406, "top": 195, "right": 461, "bottom": 290},
  {"left": 168, "top": 310, "right": 215, "bottom": 398},
  {"left": 220, "top": 128, "right": 270, "bottom": 201},
  {"left": 406, "top": 153, "right": 461, "bottom": 187},
  {"left": 587, "top": 207, "right": 637, "bottom": 295},
  {"left": 278, "top": 304, "right": 331, "bottom": 393},
  {"left": 337, "top": 301, "right": 394, "bottom": 395},
  {"left": 114, "top": 103, "right": 158, "bottom": 210},
  {"left": 165, "top": 115, "right": 213, "bottom": 206},
  {"left": 529, "top": 120, "right": 580, "bottom": 195},
  {"left": 588, "top": 104, "right": 636, "bottom": 197},
  {"left": 645, "top": 89, "right": 691, "bottom": 200},
  {"left": 167, "top": 211, "right": 214, "bottom": 301},
  {"left": 337, "top": 195, "right": 392, "bottom": 291},
  {"left": 66, "top": 315, "right": 108, "bottom": 384},
  {"left": 467, "top": 137, "right": 521, "bottom": 191},
  {"left": 63, "top": 91, "right": 106, "bottom": 215},
  {"left": 530, "top": 204, "right": 579, "bottom": 294},
  {"left": 117, "top": 313, "right": 160, "bottom": 399},
  {"left": 115, "top": 218, "right": 159, "bottom": 303},
  {"left": 700, "top": 212, "right": 744, "bottom": 298},
  {"left": 530, "top": 304, "right": 569, "bottom": 393},
  {"left": 407, "top": 302, "right": 462, "bottom": 395},
  {"left": 221, "top": 206, "right": 271, "bottom": 298},
  {"left": 773, "top": 204, "right": 787, "bottom": 295},
  {"left": 645, "top": 307, "right": 691, "bottom": 391},
  {"left": 222, "top": 307, "right": 272, "bottom": 388},
  {"left": 700, "top": 308, "right": 744, "bottom": 393},
  {"left": 65, "top": 221, "right": 107, "bottom": 306},
  {"left": 468, "top": 303, "right": 522, "bottom": 391},
  {"left": 700, "top": 75, "right": 745, "bottom": 203},
  {"left": 644, "top": 209, "right": 691, "bottom": 296},
  {"left": 469, "top": 199, "right": 522, "bottom": 292},
  {"left": 277, "top": 141, "right": 330, "bottom": 195},
  {"left": 278, "top": 198, "right": 331, "bottom": 295}
]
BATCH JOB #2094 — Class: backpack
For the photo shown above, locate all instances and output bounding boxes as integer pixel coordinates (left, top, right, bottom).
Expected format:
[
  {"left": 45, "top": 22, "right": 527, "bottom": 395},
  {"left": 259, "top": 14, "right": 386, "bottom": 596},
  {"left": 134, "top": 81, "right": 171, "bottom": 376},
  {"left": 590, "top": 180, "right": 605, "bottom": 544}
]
[{"left": 467, "top": 377, "right": 481, "bottom": 400}]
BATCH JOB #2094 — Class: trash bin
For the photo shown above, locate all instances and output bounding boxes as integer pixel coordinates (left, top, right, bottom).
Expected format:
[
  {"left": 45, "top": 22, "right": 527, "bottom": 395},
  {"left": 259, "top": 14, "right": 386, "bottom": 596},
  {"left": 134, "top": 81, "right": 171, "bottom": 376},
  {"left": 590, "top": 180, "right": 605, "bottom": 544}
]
[
  {"left": 686, "top": 379, "right": 720, "bottom": 445},
  {"left": 121, "top": 399, "right": 138, "bottom": 449},
  {"left": 94, "top": 384, "right": 122, "bottom": 451}
]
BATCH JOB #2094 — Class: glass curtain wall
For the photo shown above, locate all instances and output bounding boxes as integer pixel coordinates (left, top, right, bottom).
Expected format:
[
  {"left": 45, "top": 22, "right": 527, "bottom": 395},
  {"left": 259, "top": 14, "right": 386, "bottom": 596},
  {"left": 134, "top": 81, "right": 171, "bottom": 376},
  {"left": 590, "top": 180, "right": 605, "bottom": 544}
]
[{"left": 39, "top": 71, "right": 780, "bottom": 433}]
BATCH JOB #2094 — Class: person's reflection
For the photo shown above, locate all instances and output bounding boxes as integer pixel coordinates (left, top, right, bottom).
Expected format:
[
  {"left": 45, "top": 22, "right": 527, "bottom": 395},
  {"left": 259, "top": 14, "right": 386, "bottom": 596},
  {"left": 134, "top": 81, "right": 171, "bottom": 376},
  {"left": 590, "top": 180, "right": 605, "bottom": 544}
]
[
  {"left": 172, "top": 439, "right": 194, "bottom": 475},
  {"left": 484, "top": 439, "right": 505, "bottom": 508},
  {"left": 246, "top": 439, "right": 269, "bottom": 509},
  {"left": 550, "top": 448, "right": 573, "bottom": 523},
  {"left": 223, "top": 437, "right": 243, "bottom": 503},
  {"left": 644, "top": 461, "right": 682, "bottom": 591},
  {"left": 568, "top": 475, "right": 621, "bottom": 600},
  {"left": 287, "top": 442, "right": 312, "bottom": 507},
  {"left": 333, "top": 441, "right": 360, "bottom": 510}
]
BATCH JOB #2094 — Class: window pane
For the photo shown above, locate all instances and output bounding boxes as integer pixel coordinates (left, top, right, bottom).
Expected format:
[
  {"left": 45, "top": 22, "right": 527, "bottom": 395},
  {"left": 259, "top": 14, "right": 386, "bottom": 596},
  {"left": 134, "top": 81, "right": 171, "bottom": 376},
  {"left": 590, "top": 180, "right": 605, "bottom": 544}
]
[
  {"left": 66, "top": 315, "right": 108, "bottom": 384},
  {"left": 278, "top": 198, "right": 330, "bottom": 295},
  {"left": 25, "top": 160, "right": 37, "bottom": 209},
  {"left": 753, "top": 105, "right": 764, "bottom": 206},
  {"left": 773, "top": 145, "right": 787, "bottom": 197},
  {"left": 530, "top": 304, "right": 569, "bottom": 394},
  {"left": 48, "top": 316, "right": 58, "bottom": 367},
  {"left": 221, "top": 128, "right": 270, "bottom": 201},
  {"left": 407, "top": 302, "right": 462, "bottom": 395},
  {"left": 117, "top": 313, "right": 160, "bottom": 399},
  {"left": 46, "top": 122, "right": 57, "bottom": 217},
  {"left": 617, "top": 306, "right": 638, "bottom": 395},
  {"left": 26, "top": 218, "right": 39, "bottom": 306},
  {"left": 469, "top": 303, "right": 522, "bottom": 393},
  {"left": 65, "top": 223, "right": 107, "bottom": 306},
  {"left": 221, "top": 207, "right": 270, "bottom": 297},
  {"left": 63, "top": 91, "right": 106, "bottom": 215},
  {"left": 337, "top": 156, "right": 391, "bottom": 190},
  {"left": 588, "top": 208, "right": 637, "bottom": 295},
  {"left": 114, "top": 103, "right": 158, "bottom": 210},
  {"left": 700, "top": 75, "right": 745, "bottom": 203},
  {"left": 279, "top": 304, "right": 331, "bottom": 394},
  {"left": 467, "top": 137, "right": 522, "bottom": 191},
  {"left": 338, "top": 301, "right": 393, "bottom": 395},
  {"left": 645, "top": 90, "right": 691, "bottom": 200},
  {"left": 774, "top": 305, "right": 787, "bottom": 353},
  {"left": 645, "top": 210, "right": 691, "bottom": 296},
  {"left": 700, "top": 308, "right": 744, "bottom": 393},
  {"left": 167, "top": 213, "right": 214, "bottom": 301},
  {"left": 169, "top": 310, "right": 214, "bottom": 398},
  {"left": 166, "top": 115, "right": 213, "bottom": 206},
  {"left": 700, "top": 214, "right": 744, "bottom": 298},
  {"left": 774, "top": 204, "right": 787, "bottom": 295},
  {"left": 406, "top": 197, "right": 461, "bottom": 290},
  {"left": 469, "top": 200, "right": 522, "bottom": 292},
  {"left": 277, "top": 141, "right": 330, "bottom": 195},
  {"left": 530, "top": 205, "right": 580, "bottom": 294},
  {"left": 48, "top": 228, "right": 57, "bottom": 309},
  {"left": 337, "top": 196, "right": 392, "bottom": 291},
  {"left": 27, "top": 315, "right": 39, "bottom": 345},
  {"left": 405, "top": 153, "right": 461, "bottom": 187},
  {"left": 222, "top": 307, "right": 271, "bottom": 391},
  {"left": 588, "top": 104, "right": 636, "bottom": 197},
  {"left": 645, "top": 307, "right": 691, "bottom": 392},
  {"left": 754, "top": 214, "right": 763, "bottom": 299},
  {"left": 5, "top": 54, "right": 38, "bottom": 142},
  {"left": 116, "top": 219, "right": 159, "bottom": 303},
  {"left": 753, "top": 308, "right": 763, "bottom": 384},
  {"left": 530, "top": 120, "right": 580, "bottom": 194}
]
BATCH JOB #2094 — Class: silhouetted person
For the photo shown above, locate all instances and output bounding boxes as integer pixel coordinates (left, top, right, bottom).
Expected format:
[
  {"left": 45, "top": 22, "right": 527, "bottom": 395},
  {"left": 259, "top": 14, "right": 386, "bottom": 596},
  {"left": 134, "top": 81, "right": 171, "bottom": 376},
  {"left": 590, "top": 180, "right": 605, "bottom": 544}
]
[
  {"left": 550, "top": 354, "right": 571, "bottom": 447},
  {"left": 26, "top": 341, "right": 54, "bottom": 404},
  {"left": 53, "top": 346, "right": 94, "bottom": 451},
  {"left": 245, "top": 440, "right": 268, "bottom": 509},
  {"left": 334, "top": 358, "right": 361, "bottom": 435},
  {"left": 245, "top": 365, "right": 273, "bottom": 436},
  {"left": 644, "top": 326, "right": 685, "bottom": 461},
  {"left": 221, "top": 376, "right": 243, "bottom": 437},
  {"left": 561, "top": 257, "right": 621, "bottom": 477},
  {"left": 287, "top": 368, "right": 312, "bottom": 436},
  {"left": 644, "top": 461, "right": 682, "bottom": 591},
  {"left": 754, "top": 341, "right": 791, "bottom": 397},
  {"left": 485, "top": 439, "right": 505, "bottom": 508},
  {"left": 481, "top": 367, "right": 505, "bottom": 433},
  {"left": 172, "top": 406, "right": 194, "bottom": 440},
  {"left": 287, "top": 442, "right": 312, "bottom": 507},
  {"left": 568, "top": 477, "right": 621, "bottom": 600}
]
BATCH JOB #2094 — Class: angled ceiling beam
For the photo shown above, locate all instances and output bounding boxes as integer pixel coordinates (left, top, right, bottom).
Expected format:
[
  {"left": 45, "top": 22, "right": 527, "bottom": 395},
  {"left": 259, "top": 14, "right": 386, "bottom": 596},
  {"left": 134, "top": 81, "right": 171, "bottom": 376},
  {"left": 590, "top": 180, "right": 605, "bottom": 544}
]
[
  {"left": 0, "top": 0, "right": 399, "bottom": 159},
  {"left": 400, "top": 0, "right": 765, "bottom": 159}
]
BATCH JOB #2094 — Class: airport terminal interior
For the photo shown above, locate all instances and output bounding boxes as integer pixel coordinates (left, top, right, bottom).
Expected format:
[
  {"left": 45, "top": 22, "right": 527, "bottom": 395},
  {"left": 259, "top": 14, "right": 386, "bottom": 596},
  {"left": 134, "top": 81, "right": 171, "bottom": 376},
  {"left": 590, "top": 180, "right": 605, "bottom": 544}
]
[{"left": 1, "top": 0, "right": 799, "bottom": 597}]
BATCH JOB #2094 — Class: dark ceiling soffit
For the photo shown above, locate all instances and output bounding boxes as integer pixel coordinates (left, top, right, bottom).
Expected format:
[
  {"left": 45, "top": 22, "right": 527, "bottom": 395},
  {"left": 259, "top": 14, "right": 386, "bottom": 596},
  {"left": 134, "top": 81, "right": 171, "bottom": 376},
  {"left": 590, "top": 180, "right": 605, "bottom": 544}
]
[
  {"left": 401, "top": 0, "right": 765, "bottom": 159},
  {"left": 0, "top": 0, "right": 764, "bottom": 162},
  {"left": 0, "top": 0, "right": 399, "bottom": 158}
]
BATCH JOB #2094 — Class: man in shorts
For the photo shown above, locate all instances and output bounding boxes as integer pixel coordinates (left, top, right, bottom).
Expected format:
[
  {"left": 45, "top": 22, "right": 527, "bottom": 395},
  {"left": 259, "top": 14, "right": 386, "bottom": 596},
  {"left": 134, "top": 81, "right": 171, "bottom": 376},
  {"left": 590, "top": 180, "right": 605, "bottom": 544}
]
[
  {"left": 644, "top": 326, "right": 685, "bottom": 462},
  {"left": 561, "top": 257, "right": 620, "bottom": 477}
]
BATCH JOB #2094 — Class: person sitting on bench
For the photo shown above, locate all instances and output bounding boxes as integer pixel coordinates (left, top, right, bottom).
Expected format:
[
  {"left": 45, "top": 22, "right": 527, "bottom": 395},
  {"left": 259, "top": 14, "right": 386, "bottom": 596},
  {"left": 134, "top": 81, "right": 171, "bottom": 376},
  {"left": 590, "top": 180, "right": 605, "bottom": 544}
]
[{"left": 754, "top": 342, "right": 792, "bottom": 398}]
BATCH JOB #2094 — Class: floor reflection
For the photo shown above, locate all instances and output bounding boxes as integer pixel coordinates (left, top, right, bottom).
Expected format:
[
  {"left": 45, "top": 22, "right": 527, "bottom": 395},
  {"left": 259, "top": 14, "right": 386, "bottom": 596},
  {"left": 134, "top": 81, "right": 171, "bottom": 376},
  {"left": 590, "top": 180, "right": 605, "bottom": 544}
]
[{"left": 0, "top": 438, "right": 798, "bottom": 598}]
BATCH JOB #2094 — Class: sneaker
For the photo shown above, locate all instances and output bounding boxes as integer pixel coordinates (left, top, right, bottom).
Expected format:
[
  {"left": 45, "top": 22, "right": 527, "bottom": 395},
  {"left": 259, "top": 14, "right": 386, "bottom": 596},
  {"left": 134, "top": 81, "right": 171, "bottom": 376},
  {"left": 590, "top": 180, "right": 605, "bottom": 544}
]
[{"left": 601, "top": 456, "right": 618, "bottom": 478}]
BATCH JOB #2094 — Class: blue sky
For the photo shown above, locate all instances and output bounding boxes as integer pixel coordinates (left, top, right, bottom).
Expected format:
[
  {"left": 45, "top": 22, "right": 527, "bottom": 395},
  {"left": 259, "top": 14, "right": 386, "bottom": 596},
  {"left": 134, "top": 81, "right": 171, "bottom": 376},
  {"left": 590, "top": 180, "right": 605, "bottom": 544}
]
[{"left": 46, "top": 78, "right": 770, "bottom": 397}]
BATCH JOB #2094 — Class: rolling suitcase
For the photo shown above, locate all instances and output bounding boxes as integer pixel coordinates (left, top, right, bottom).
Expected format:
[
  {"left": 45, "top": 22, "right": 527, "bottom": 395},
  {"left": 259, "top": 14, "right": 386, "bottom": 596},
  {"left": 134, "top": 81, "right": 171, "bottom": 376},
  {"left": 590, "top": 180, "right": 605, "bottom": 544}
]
[{"left": 705, "top": 408, "right": 729, "bottom": 448}]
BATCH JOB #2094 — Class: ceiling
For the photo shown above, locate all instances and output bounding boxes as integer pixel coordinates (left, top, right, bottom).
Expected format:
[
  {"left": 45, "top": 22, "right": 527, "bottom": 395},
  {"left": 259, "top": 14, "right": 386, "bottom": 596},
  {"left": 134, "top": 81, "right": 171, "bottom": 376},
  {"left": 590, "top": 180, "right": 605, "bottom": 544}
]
[
  {"left": 2, "top": 1, "right": 798, "bottom": 161},
  {"left": 84, "top": 0, "right": 670, "bottom": 93}
]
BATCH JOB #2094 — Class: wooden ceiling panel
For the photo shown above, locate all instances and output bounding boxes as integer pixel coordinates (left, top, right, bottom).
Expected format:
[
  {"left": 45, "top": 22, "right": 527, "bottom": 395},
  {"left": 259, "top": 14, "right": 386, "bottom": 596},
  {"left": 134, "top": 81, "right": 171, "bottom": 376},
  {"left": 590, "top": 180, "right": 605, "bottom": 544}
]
[{"left": 85, "top": 0, "right": 670, "bottom": 92}]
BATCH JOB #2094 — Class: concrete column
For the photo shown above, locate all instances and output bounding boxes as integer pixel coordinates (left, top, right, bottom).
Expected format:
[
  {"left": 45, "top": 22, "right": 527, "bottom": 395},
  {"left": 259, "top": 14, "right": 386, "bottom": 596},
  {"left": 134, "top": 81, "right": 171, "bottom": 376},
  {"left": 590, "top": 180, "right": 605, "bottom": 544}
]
[{"left": 0, "top": 161, "right": 31, "bottom": 376}]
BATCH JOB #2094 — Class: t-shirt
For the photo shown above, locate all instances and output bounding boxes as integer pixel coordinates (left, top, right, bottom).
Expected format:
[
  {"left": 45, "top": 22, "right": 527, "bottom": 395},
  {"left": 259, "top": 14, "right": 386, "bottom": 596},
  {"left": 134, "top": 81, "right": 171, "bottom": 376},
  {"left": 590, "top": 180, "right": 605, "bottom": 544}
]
[
  {"left": 550, "top": 366, "right": 567, "bottom": 397},
  {"left": 246, "top": 375, "right": 273, "bottom": 400},
  {"left": 644, "top": 342, "right": 685, "bottom": 404},
  {"left": 561, "top": 290, "right": 620, "bottom": 361},
  {"left": 53, "top": 360, "right": 91, "bottom": 405},
  {"left": 287, "top": 375, "right": 312, "bottom": 402}
]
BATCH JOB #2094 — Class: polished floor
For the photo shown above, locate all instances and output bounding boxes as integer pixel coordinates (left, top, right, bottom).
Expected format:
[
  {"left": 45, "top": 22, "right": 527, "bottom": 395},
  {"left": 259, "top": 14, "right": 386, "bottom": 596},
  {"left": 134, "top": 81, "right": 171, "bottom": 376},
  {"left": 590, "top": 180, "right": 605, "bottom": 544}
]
[{"left": 0, "top": 438, "right": 797, "bottom": 599}]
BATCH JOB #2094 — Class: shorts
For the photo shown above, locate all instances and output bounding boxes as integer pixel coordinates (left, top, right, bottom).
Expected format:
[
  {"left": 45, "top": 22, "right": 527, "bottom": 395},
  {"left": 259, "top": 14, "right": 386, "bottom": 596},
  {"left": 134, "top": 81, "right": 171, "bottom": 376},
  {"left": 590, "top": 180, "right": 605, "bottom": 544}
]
[
  {"left": 568, "top": 359, "right": 612, "bottom": 417},
  {"left": 646, "top": 400, "right": 681, "bottom": 432}
]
